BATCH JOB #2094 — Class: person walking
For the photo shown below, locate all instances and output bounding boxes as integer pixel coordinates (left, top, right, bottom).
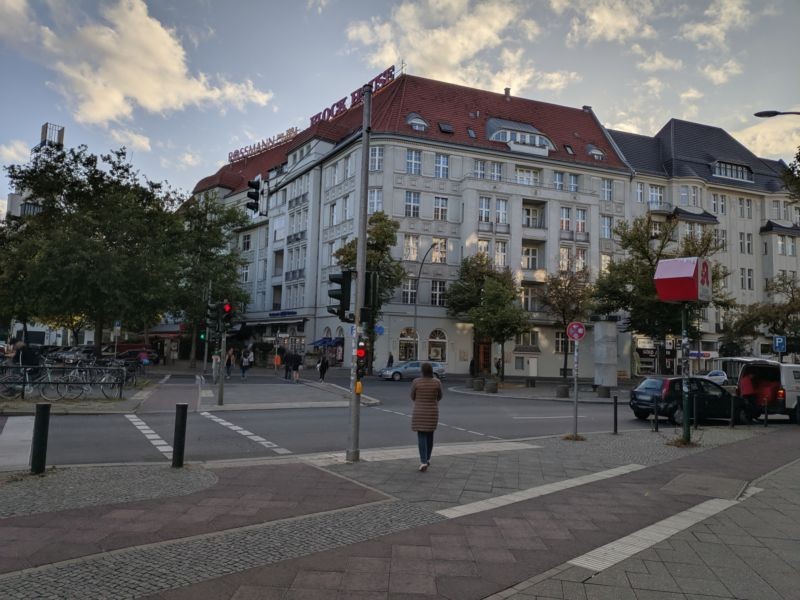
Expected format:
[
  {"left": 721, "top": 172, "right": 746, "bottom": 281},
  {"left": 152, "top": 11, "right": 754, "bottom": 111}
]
[
  {"left": 240, "top": 348, "right": 253, "bottom": 380},
  {"left": 410, "top": 362, "right": 442, "bottom": 472},
  {"left": 284, "top": 352, "right": 293, "bottom": 380},
  {"left": 292, "top": 352, "right": 302, "bottom": 383},
  {"left": 319, "top": 355, "right": 329, "bottom": 382},
  {"left": 387, "top": 352, "right": 394, "bottom": 368},
  {"left": 225, "top": 348, "right": 235, "bottom": 380}
]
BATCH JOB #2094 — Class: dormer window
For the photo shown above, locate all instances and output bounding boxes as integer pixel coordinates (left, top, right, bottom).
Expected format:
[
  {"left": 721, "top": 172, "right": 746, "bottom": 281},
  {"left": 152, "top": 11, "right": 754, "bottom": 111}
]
[
  {"left": 490, "top": 129, "right": 555, "bottom": 150},
  {"left": 586, "top": 145, "right": 605, "bottom": 160},
  {"left": 406, "top": 112, "right": 428, "bottom": 132},
  {"left": 714, "top": 161, "right": 753, "bottom": 182},
  {"left": 565, "top": 145, "right": 575, "bottom": 155}
]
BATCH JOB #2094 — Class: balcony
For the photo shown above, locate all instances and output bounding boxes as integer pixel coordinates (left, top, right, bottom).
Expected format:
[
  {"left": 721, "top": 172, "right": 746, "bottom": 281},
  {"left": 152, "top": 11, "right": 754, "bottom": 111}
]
[
  {"left": 522, "top": 268, "right": 547, "bottom": 283},
  {"left": 647, "top": 201, "right": 673, "bottom": 214},
  {"left": 559, "top": 230, "right": 574, "bottom": 241},
  {"left": 495, "top": 222, "right": 510, "bottom": 235},
  {"left": 575, "top": 231, "right": 590, "bottom": 243},
  {"left": 287, "top": 230, "right": 307, "bottom": 244},
  {"left": 478, "top": 221, "right": 493, "bottom": 233}
]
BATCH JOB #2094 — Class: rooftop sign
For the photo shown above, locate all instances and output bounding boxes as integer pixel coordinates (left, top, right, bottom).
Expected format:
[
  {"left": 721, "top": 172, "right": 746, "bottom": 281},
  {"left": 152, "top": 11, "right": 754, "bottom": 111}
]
[
  {"left": 309, "top": 65, "right": 395, "bottom": 126},
  {"left": 228, "top": 126, "right": 300, "bottom": 163}
]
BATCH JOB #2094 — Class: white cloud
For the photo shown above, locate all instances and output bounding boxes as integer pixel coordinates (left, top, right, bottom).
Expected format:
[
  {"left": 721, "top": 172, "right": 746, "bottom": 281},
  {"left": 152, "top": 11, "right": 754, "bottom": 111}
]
[
  {"left": 643, "top": 76, "right": 664, "bottom": 96},
  {"left": 636, "top": 50, "right": 683, "bottom": 72},
  {"left": 0, "top": 0, "right": 273, "bottom": 125},
  {"left": 536, "top": 70, "right": 582, "bottom": 91},
  {"left": 732, "top": 112, "right": 800, "bottom": 160},
  {"left": 179, "top": 153, "right": 200, "bottom": 168},
  {"left": 699, "top": 59, "right": 742, "bottom": 84},
  {"left": 306, "top": 0, "right": 329, "bottom": 14},
  {"left": 0, "top": 139, "right": 29, "bottom": 164},
  {"left": 679, "top": 88, "right": 704, "bottom": 102},
  {"left": 110, "top": 128, "right": 151, "bottom": 152},
  {"left": 519, "top": 19, "right": 542, "bottom": 41},
  {"left": 680, "top": 0, "right": 750, "bottom": 50},
  {"left": 560, "top": 0, "right": 657, "bottom": 47}
]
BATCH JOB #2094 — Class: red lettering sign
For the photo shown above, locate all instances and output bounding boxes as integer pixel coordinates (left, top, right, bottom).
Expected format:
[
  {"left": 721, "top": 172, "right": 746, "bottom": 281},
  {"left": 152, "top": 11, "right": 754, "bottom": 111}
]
[{"left": 308, "top": 65, "right": 395, "bottom": 126}]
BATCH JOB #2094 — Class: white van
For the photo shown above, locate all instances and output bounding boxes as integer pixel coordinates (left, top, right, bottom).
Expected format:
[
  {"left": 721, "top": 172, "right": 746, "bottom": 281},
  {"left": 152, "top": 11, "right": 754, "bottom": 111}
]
[{"left": 735, "top": 359, "right": 800, "bottom": 422}]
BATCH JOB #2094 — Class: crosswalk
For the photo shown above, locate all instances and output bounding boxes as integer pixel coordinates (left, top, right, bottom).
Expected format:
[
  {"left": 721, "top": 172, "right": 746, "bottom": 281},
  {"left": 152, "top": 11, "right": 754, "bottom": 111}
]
[{"left": 0, "top": 416, "right": 35, "bottom": 470}]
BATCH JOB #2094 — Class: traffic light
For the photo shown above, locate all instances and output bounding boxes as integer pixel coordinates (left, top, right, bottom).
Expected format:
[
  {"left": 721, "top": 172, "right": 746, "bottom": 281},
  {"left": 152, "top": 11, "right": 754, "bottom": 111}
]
[
  {"left": 356, "top": 337, "right": 367, "bottom": 379},
  {"left": 205, "top": 301, "right": 218, "bottom": 332},
  {"left": 327, "top": 271, "right": 354, "bottom": 323},
  {"left": 245, "top": 179, "right": 260, "bottom": 212},
  {"left": 199, "top": 330, "right": 207, "bottom": 341},
  {"left": 360, "top": 271, "right": 379, "bottom": 324},
  {"left": 221, "top": 300, "right": 234, "bottom": 330}
]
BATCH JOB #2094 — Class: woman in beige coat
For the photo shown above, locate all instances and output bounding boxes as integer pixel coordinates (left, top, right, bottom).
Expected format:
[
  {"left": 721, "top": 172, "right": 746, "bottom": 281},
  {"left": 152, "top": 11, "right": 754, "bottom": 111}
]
[{"left": 411, "top": 362, "right": 443, "bottom": 472}]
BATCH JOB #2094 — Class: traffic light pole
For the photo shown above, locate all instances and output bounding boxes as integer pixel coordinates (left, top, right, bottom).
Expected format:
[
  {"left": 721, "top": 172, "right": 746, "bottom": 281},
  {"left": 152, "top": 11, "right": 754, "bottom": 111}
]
[
  {"left": 202, "top": 282, "right": 211, "bottom": 375},
  {"left": 347, "top": 82, "right": 372, "bottom": 464},
  {"left": 218, "top": 328, "right": 225, "bottom": 406}
]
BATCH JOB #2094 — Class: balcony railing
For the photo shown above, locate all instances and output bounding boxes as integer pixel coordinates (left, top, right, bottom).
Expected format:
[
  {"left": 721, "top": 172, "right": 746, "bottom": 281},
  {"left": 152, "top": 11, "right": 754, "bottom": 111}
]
[
  {"left": 559, "top": 230, "right": 574, "bottom": 241},
  {"left": 648, "top": 200, "right": 673, "bottom": 214},
  {"left": 575, "top": 231, "right": 590, "bottom": 243}
]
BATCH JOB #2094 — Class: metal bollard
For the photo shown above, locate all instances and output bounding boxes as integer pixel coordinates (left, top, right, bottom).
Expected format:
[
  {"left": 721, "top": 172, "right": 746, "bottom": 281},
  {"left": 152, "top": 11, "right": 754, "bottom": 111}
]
[
  {"left": 172, "top": 403, "right": 188, "bottom": 468},
  {"left": 612, "top": 394, "right": 618, "bottom": 435},
  {"left": 693, "top": 395, "right": 698, "bottom": 430},
  {"left": 653, "top": 395, "right": 659, "bottom": 432},
  {"left": 30, "top": 403, "right": 51, "bottom": 475},
  {"left": 729, "top": 394, "right": 736, "bottom": 429},
  {"left": 763, "top": 402, "right": 768, "bottom": 427}
]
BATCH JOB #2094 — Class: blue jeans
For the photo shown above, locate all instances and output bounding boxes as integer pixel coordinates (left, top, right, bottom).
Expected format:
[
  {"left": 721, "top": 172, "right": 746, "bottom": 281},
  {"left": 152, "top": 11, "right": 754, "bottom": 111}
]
[{"left": 417, "top": 431, "right": 434, "bottom": 464}]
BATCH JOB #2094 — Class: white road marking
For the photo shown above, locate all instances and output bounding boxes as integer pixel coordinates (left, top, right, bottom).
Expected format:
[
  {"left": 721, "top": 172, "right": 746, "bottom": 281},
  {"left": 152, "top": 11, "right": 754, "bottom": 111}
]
[
  {"left": 199, "top": 412, "right": 290, "bottom": 455},
  {"left": 124, "top": 414, "right": 172, "bottom": 460}
]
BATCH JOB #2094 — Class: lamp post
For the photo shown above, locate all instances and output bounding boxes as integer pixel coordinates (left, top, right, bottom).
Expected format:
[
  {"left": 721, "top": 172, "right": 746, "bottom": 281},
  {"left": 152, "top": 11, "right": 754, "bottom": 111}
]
[
  {"left": 412, "top": 244, "right": 436, "bottom": 360},
  {"left": 754, "top": 110, "right": 800, "bottom": 118}
]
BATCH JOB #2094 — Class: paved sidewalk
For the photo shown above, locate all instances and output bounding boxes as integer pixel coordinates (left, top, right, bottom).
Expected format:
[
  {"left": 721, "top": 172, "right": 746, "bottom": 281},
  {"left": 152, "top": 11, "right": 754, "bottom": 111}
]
[{"left": 1, "top": 424, "right": 799, "bottom": 599}]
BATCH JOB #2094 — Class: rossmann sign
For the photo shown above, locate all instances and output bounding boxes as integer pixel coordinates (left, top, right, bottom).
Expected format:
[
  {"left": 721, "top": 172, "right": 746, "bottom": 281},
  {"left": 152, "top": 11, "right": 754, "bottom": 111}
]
[{"left": 309, "top": 65, "right": 395, "bottom": 126}]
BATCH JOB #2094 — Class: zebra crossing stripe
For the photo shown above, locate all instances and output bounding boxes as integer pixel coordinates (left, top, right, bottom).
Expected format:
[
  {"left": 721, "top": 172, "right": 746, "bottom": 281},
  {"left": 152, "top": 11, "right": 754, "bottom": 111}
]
[
  {"left": 124, "top": 414, "right": 172, "bottom": 460},
  {"left": 199, "top": 412, "right": 290, "bottom": 455}
]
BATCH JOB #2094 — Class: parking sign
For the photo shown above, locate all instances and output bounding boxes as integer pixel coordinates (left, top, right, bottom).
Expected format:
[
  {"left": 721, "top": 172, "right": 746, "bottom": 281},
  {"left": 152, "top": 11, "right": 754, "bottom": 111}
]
[{"left": 773, "top": 336, "right": 787, "bottom": 353}]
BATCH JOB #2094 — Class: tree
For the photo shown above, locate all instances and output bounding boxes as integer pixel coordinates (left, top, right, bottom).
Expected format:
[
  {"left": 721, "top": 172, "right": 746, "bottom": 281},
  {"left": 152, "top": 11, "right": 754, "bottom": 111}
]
[
  {"left": 446, "top": 253, "right": 528, "bottom": 378},
  {"left": 535, "top": 266, "right": 594, "bottom": 380},
  {"left": 783, "top": 146, "right": 800, "bottom": 201},
  {"left": 174, "top": 192, "right": 249, "bottom": 367},
  {"left": 593, "top": 215, "right": 733, "bottom": 343},
  {"left": 468, "top": 272, "right": 529, "bottom": 381},
  {"left": 3, "top": 144, "right": 182, "bottom": 351},
  {"left": 333, "top": 211, "right": 405, "bottom": 372}
]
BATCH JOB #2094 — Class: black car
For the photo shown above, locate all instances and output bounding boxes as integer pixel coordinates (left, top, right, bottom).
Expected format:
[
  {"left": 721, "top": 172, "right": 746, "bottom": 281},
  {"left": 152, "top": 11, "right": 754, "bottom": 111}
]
[{"left": 630, "top": 376, "right": 748, "bottom": 425}]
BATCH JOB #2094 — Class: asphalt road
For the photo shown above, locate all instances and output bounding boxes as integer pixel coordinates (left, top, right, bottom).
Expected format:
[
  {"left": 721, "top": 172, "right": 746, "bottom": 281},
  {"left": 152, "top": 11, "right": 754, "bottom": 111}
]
[{"left": 37, "top": 375, "right": 662, "bottom": 466}]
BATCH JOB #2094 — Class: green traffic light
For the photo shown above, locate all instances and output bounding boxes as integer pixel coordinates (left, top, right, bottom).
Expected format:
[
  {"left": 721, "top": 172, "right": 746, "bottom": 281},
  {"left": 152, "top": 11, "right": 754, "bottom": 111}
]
[{"left": 200, "top": 332, "right": 206, "bottom": 341}]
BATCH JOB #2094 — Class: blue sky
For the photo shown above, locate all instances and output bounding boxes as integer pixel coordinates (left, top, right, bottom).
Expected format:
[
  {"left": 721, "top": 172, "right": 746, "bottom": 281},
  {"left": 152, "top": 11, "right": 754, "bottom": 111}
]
[{"left": 1, "top": 0, "right": 799, "bottom": 212}]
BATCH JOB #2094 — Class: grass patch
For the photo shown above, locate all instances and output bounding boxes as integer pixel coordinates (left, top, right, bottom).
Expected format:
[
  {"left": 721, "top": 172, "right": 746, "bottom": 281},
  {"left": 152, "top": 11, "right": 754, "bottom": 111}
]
[
  {"left": 666, "top": 436, "right": 700, "bottom": 448},
  {"left": 562, "top": 433, "right": 586, "bottom": 441}
]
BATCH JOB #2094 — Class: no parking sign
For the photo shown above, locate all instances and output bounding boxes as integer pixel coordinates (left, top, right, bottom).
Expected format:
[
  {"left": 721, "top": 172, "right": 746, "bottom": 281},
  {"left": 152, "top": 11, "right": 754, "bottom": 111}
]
[{"left": 566, "top": 322, "right": 586, "bottom": 341}]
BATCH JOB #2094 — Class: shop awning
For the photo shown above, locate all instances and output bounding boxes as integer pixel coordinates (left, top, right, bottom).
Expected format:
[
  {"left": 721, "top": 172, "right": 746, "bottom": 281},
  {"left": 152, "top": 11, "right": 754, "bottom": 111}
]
[{"left": 311, "top": 337, "right": 333, "bottom": 346}]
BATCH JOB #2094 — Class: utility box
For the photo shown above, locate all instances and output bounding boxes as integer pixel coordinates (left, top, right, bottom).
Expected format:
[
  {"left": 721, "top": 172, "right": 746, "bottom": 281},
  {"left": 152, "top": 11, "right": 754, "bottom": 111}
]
[{"left": 654, "top": 257, "right": 712, "bottom": 302}]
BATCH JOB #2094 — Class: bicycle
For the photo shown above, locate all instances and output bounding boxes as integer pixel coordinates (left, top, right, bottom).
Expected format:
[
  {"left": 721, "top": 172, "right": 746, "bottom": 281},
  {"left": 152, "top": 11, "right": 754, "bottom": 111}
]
[{"left": 0, "top": 366, "right": 32, "bottom": 401}]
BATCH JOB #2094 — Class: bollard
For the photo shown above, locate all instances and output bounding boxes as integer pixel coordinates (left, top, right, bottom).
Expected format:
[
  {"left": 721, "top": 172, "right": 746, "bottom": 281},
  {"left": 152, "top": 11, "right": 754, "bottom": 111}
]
[
  {"left": 729, "top": 393, "right": 736, "bottom": 429},
  {"left": 693, "top": 394, "right": 698, "bottom": 430},
  {"left": 612, "top": 394, "right": 618, "bottom": 435},
  {"left": 653, "top": 395, "right": 659, "bottom": 433},
  {"left": 30, "top": 403, "right": 51, "bottom": 475},
  {"left": 763, "top": 402, "right": 768, "bottom": 427},
  {"left": 172, "top": 403, "right": 188, "bottom": 468}
]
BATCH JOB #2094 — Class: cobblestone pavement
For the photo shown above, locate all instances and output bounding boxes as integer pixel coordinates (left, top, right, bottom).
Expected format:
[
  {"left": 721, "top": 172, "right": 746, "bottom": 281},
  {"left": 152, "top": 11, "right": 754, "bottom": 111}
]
[{"left": 0, "top": 465, "right": 218, "bottom": 518}]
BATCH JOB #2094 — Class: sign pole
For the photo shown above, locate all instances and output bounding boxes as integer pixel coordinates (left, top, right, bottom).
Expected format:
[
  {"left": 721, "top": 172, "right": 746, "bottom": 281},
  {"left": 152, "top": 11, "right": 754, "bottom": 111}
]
[
  {"left": 573, "top": 339, "right": 579, "bottom": 438},
  {"left": 681, "top": 303, "right": 690, "bottom": 443}
]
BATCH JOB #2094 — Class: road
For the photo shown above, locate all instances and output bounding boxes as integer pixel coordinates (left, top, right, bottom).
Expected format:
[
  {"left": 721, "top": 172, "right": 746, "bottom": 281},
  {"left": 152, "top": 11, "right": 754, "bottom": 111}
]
[{"left": 24, "top": 373, "right": 663, "bottom": 466}]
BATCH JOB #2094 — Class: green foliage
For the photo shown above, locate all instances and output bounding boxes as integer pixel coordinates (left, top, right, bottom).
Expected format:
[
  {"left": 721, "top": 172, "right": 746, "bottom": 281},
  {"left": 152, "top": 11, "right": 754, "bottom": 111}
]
[
  {"left": 593, "top": 215, "right": 732, "bottom": 340},
  {"left": 783, "top": 146, "right": 800, "bottom": 201},
  {"left": 445, "top": 253, "right": 494, "bottom": 321}
]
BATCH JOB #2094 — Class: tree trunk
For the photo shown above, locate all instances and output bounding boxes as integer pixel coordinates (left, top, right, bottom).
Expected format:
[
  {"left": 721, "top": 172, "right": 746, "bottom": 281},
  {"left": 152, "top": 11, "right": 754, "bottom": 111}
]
[
  {"left": 189, "top": 322, "right": 198, "bottom": 368},
  {"left": 562, "top": 345, "right": 569, "bottom": 380},
  {"left": 499, "top": 341, "right": 505, "bottom": 382},
  {"left": 94, "top": 315, "right": 105, "bottom": 355},
  {"left": 143, "top": 320, "right": 150, "bottom": 348}
]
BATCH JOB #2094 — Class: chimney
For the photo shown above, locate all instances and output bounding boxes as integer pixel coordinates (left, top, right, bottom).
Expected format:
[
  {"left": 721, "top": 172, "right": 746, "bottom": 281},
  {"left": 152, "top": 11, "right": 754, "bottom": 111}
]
[
  {"left": 504, "top": 87, "right": 511, "bottom": 101},
  {"left": 582, "top": 105, "right": 592, "bottom": 112}
]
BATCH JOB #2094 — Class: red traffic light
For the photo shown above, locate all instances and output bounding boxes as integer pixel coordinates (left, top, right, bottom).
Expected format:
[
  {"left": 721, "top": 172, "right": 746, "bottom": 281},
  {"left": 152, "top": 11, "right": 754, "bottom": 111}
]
[
  {"left": 356, "top": 348, "right": 366, "bottom": 359},
  {"left": 222, "top": 302, "right": 232, "bottom": 314}
]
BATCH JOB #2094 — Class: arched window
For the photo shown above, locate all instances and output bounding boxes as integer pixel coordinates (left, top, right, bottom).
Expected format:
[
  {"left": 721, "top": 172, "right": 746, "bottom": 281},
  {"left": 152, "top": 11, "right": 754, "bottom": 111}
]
[
  {"left": 427, "top": 329, "right": 447, "bottom": 362},
  {"left": 399, "top": 327, "right": 418, "bottom": 362},
  {"left": 323, "top": 327, "right": 332, "bottom": 339},
  {"left": 406, "top": 112, "right": 428, "bottom": 132}
]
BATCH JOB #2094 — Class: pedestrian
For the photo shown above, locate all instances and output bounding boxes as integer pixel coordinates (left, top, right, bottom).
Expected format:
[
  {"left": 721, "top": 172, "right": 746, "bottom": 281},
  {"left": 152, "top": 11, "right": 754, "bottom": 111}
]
[
  {"left": 387, "top": 352, "right": 394, "bottom": 368},
  {"left": 319, "top": 355, "right": 329, "bottom": 382},
  {"left": 292, "top": 352, "right": 301, "bottom": 383},
  {"left": 410, "top": 362, "right": 442, "bottom": 472},
  {"left": 469, "top": 358, "right": 476, "bottom": 377},
  {"left": 284, "top": 352, "right": 293, "bottom": 380},
  {"left": 240, "top": 348, "right": 253, "bottom": 380},
  {"left": 495, "top": 357, "right": 502, "bottom": 376},
  {"left": 225, "top": 347, "right": 235, "bottom": 379}
]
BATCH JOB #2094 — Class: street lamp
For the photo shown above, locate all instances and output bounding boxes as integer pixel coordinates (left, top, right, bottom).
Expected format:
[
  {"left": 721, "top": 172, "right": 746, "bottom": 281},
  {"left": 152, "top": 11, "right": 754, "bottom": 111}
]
[
  {"left": 754, "top": 110, "right": 800, "bottom": 118},
  {"left": 412, "top": 243, "right": 436, "bottom": 360}
]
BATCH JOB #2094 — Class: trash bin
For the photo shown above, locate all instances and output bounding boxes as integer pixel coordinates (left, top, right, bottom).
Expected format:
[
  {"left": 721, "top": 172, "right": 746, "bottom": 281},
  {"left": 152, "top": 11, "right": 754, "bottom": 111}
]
[
  {"left": 526, "top": 377, "right": 536, "bottom": 387},
  {"left": 472, "top": 378, "right": 485, "bottom": 391}
]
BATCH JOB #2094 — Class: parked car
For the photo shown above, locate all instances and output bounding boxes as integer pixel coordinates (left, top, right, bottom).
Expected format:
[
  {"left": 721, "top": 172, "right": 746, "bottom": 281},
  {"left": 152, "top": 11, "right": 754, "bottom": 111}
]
[
  {"left": 379, "top": 361, "right": 446, "bottom": 381},
  {"left": 736, "top": 359, "right": 800, "bottom": 422},
  {"left": 699, "top": 369, "right": 728, "bottom": 386},
  {"left": 61, "top": 346, "right": 99, "bottom": 364},
  {"left": 115, "top": 349, "right": 159, "bottom": 365},
  {"left": 629, "top": 376, "right": 747, "bottom": 425}
]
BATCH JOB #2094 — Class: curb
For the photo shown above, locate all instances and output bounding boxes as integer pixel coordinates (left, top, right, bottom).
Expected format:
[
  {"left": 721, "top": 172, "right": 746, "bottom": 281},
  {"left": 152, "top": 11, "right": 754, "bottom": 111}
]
[{"left": 447, "top": 386, "right": 620, "bottom": 405}]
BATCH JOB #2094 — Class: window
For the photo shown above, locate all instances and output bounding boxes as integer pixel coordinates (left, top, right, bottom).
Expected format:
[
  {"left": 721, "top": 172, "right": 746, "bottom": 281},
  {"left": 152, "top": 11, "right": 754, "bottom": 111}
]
[
  {"left": 495, "top": 198, "right": 508, "bottom": 224},
  {"left": 428, "top": 328, "right": 447, "bottom": 360},
  {"left": 241, "top": 233, "right": 251, "bottom": 251},
  {"left": 740, "top": 268, "right": 753, "bottom": 290},
  {"left": 564, "top": 144, "right": 575, "bottom": 155},
  {"left": 368, "top": 189, "right": 383, "bottom": 214},
  {"left": 720, "top": 194, "right": 727, "bottom": 214},
  {"left": 522, "top": 247, "right": 539, "bottom": 270},
  {"left": 479, "top": 197, "right": 491, "bottom": 222},
  {"left": 789, "top": 237, "right": 797, "bottom": 257},
  {"left": 431, "top": 281, "right": 446, "bottom": 307},
  {"left": 569, "top": 173, "right": 579, "bottom": 193},
  {"left": 601, "top": 179, "right": 613, "bottom": 201},
  {"left": 328, "top": 201, "right": 338, "bottom": 226},
  {"left": 477, "top": 239, "right": 489, "bottom": 255},
  {"left": 434, "top": 154, "right": 449, "bottom": 179},
  {"left": 343, "top": 194, "right": 352, "bottom": 220},
  {"left": 369, "top": 147, "right": 383, "bottom": 171},
  {"left": 600, "top": 253, "right": 612, "bottom": 273},
  {"left": 405, "top": 191, "right": 420, "bottom": 217},
  {"left": 560, "top": 207, "right": 571, "bottom": 231},
  {"left": 691, "top": 187, "right": 701, "bottom": 207},
  {"left": 714, "top": 161, "right": 753, "bottom": 181},
  {"left": 523, "top": 207, "right": 541, "bottom": 228},
  {"left": 345, "top": 154, "right": 354, "bottom": 179},
  {"left": 402, "top": 279, "right": 418, "bottom": 304},
  {"left": 648, "top": 184, "right": 664, "bottom": 206},
  {"left": 773, "top": 200, "right": 782, "bottom": 219},
  {"left": 714, "top": 229, "right": 727, "bottom": 250},
  {"left": 650, "top": 221, "right": 662, "bottom": 238},
  {"left": 515, "top": 329, "right": 539, "bottom": 347},
  {"left": 746, "top": 233, "right": 753, "bottom": 254},
  {"left": 434, "top": 196, "right": 448, "bottom": 221},
  {"left": 473, "top": 159, "right": 486, "bottom": 179},
  {"left": 711, "top": 193, "right": 718, "bottom": 213},
  {"left": 432, "top": 238, "right": 447, "bottom": 264},
  {"left": 636, "top": 182, "right": 644, "bottom": 203},
  {"left": 407, "top": 114, "right": 428, "bottom": 131},
  {"left": 739, "top": 232, "right": 745, "bottom": 253},
  {"left": 406, "top": 149, "right": 421, "bottom": 175},
  {"left": 575, "top": 247, "right": 587, "bottom": 271},
  {"left": 746, "top": 198, "right": 752, "bottom": 218},
  {"left": 559, "top": 246, "right": 571, "bottom": 271},
  {"left": 680, "top": 185, "right": 689, "bottom": 206},
  {"left": 515, "top": 167, "right": 540, "bottom": 186},
  {"left": 601, "top": 215, "right": 613, "bottom": 238},
  {"left": 778, "top": 235, "right": 786, "bottom": 255},
  {"left": 403, "top": 234, "right": 419, "bottom": 261},
  {"left": 241, "top": 265, "right": 249, "bottom": 283},
  {"left": 554, "top": 171, "right": 564, "bottom": 191},
  {"left": 495, "top": 241, "right": 507, "bottom": 267},
  {"left": 795, "top": 206, "right": 800, "bottom": 225},
  {"left": 555, "top": 331, "right": 575, "bottom": 354},
  {"left": 520, "top": 287, "right": 538, "bottom": 311},
  {"left": 489, "top": 161, "right": 502, "bottom": 181},
  {"left": 575, "top": 208, "right": 586, "bottom": 233}
]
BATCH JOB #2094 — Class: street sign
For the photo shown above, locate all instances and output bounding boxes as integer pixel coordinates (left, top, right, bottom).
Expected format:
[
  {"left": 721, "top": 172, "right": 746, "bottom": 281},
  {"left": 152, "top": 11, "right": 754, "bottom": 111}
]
[
  {"left": 375, "top": 325, "right": 384, "bottom": 335},
  {"left": 773, "top": 336, "right": 787, "bottom": 353},
  {"left": 566, "top": 321, "right": 586, "bottom": 341}
]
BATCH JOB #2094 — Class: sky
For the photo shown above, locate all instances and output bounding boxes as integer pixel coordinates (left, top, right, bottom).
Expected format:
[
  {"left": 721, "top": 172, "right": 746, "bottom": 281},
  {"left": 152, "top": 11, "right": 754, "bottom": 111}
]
[{"left": 1, "top": 0, "right": 799, "bottom": 206}]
